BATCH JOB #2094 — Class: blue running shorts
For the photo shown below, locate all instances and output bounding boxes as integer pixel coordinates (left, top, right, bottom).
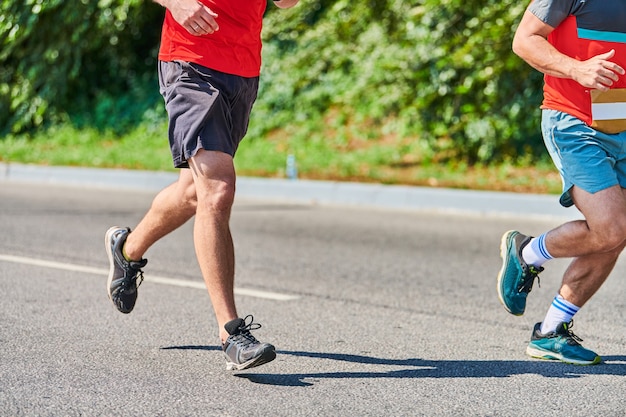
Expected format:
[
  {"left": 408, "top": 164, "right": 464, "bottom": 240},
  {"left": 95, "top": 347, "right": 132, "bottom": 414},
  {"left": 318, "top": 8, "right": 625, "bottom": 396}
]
[
  {"left": 158, "top": 60, "right": 259, "bottom": 168},
  {"left": 542, "top": 109, "right": 626, "bottom": 207}
]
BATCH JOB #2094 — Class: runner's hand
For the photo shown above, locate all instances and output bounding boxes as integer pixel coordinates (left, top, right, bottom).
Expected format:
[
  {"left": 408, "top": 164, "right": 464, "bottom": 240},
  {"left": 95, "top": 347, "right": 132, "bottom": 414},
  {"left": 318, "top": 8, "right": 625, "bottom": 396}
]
[
  {"left": 572, "top": 50, "right": 625, "bottom": 91},
  {"left": 167, "top": 0, "right": 219, "bottom": 36}
]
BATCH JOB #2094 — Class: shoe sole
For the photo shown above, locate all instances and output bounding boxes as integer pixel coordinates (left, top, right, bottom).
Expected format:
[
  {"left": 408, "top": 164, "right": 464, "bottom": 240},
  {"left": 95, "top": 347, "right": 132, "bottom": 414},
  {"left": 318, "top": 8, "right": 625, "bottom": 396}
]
[
  {"left": 526, "top": 345, "right": 602, "bottom": 365},
  {"left": 225, "top": 348, "right": 277, "bottom": 371},
  {"left": 496, "top": 230, "right": 521, "bottom": 316},
  {"left": 105, "top": 226, "right": 123, "bottom": 304}
]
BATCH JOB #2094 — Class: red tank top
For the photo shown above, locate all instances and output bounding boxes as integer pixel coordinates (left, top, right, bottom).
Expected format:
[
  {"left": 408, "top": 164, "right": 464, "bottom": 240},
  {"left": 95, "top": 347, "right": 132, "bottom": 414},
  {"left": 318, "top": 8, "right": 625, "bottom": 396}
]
[{"left": 158, "top": 0, "right": 266, "bottom": 77}]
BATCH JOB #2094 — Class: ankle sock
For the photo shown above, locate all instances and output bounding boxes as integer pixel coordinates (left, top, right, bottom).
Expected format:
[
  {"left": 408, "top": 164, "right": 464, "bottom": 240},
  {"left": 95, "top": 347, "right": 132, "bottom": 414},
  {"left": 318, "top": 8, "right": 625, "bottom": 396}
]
[
  {"left": 540, "top": 294, "right": 580, "bottom": 334},
  {"left": 522, "top": 233, "right": 553, "bottom": 267},
  {"left": 122, "top": 244, "right": 133, "bottom": 262}
]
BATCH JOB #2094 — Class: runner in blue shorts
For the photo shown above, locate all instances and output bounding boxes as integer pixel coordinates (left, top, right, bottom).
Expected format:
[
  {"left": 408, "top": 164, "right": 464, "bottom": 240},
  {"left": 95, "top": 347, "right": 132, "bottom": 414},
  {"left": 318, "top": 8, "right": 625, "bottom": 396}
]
[{"left": 497, "top": 0, "right": 626, "bottom": 365}]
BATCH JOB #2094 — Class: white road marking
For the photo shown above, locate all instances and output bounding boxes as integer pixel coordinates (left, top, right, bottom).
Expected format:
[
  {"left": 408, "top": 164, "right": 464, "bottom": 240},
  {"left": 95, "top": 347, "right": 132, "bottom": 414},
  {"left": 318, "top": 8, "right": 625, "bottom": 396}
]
[{"left": 0, "top": 254, "right": 300, "bottom": 301}]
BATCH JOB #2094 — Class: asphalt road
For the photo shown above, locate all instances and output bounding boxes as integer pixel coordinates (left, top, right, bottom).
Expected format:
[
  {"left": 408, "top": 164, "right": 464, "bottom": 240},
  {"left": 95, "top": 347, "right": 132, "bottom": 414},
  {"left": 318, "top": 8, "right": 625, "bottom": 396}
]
[{"left": 1, "top": 179, "right": 625, "bottom": 416}]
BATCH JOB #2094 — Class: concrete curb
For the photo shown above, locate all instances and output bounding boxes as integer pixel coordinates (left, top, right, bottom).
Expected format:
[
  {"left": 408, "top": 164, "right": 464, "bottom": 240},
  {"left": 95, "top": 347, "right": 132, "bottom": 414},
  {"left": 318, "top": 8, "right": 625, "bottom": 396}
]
[{"left": 0, "top": 162, "right": 579, "bottom": 220}]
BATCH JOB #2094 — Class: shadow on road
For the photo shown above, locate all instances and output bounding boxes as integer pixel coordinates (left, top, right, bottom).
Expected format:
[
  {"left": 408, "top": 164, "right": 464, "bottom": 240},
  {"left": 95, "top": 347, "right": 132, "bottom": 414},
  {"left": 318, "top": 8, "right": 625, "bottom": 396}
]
[{"left": 161, "top": 345, "right": 626, "bottom": 387}]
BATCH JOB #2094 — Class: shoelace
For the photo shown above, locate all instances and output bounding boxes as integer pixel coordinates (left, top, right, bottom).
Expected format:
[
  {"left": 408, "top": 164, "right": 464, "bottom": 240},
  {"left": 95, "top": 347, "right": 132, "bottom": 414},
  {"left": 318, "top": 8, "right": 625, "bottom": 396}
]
[
  {"left": 561, "top": 320, "right": 583, "bottom": 344},
  {"left": 231, "top": 315, "right": 262, "bottom": 348},
  {"left": 119, "top": 262, "right": 145, "bottom": 293},
  {"left": 517, "top": 265, "right": 543, "bottom": 294}
]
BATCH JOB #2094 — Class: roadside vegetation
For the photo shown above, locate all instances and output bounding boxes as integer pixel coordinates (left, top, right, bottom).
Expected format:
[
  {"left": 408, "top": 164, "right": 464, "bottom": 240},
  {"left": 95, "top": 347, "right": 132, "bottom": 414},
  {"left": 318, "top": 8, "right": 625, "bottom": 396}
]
[{"left": 0, "top": 0, "right": 562, "bottom": 194}]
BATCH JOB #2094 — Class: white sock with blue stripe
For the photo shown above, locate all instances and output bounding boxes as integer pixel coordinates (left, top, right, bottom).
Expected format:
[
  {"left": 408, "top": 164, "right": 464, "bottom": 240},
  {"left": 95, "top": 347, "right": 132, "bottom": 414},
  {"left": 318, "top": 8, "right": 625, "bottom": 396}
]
[
  {"left": 522, "top": 233, "right": 553, "bottom": 267},
  {"left": 540, "top": 294, "right": 580, "bottom": 334}
]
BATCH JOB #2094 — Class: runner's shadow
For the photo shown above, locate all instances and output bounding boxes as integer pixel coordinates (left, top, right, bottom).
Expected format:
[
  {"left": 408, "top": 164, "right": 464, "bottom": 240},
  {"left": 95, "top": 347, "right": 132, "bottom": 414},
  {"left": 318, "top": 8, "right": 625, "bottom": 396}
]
[
  {"left": 161, "top": 346, "right": 626, "bottom": 387},
  {"left": 162, "top": 345, "right": 221, "bottom": 352}
]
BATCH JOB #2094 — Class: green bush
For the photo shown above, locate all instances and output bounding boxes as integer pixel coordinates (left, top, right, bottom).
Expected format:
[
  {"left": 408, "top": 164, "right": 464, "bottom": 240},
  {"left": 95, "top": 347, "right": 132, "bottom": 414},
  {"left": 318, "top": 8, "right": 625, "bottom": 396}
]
[
  {"left": 0, "top": 0, "right": 163, "bottom": 135},
  {"left": 1, "top": 0, "right": 545, "bottom": 165},
  {"left": 258, "top": 0, "right": 545, "bottom": 164}
]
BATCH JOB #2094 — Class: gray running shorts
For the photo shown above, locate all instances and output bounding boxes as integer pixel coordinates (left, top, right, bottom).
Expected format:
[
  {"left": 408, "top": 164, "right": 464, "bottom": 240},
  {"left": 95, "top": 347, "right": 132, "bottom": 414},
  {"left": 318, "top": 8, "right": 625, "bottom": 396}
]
[{"left": 158, "top": 60, "right": 259, "bottom": 168}]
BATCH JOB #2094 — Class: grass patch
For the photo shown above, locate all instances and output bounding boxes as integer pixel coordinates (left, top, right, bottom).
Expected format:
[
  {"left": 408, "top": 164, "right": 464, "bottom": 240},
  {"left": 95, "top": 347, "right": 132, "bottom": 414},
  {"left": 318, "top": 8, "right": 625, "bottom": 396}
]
[
  {"left": 0, "top": 121, "right": 562, "bottom": 195},
  {"left": 0, "top": 123, "right": 173, "bottom": 171}
]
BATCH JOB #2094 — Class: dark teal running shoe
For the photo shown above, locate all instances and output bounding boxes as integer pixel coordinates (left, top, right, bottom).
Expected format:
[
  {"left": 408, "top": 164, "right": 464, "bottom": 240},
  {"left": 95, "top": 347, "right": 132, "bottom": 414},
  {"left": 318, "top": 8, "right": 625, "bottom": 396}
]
[
  {"left": 222, "top": 315, "right": 276, "bottom": 371},
  {"left": 526, "top": 321, "right": 601, "bottom": 365},
  {"left": 497, "top": 230, "right": 542, "bottom": 315}
]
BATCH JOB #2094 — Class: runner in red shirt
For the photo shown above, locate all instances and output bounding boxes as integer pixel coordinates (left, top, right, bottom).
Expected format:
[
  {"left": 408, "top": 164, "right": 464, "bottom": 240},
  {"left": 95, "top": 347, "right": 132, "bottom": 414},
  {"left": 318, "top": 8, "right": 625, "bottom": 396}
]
[{"left": 105, "top": 0, "right": 300, "bottom": 371}]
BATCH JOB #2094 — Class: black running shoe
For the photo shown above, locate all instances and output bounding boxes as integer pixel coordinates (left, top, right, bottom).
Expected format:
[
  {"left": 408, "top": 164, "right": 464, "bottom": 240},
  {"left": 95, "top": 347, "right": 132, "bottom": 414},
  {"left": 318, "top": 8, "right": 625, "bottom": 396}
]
[
  {"left": 222, "top": 315, "right": 276, "bottom": 371},
  {"left": 105, "top": 226, "right": 147, "bottom": 314}
]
